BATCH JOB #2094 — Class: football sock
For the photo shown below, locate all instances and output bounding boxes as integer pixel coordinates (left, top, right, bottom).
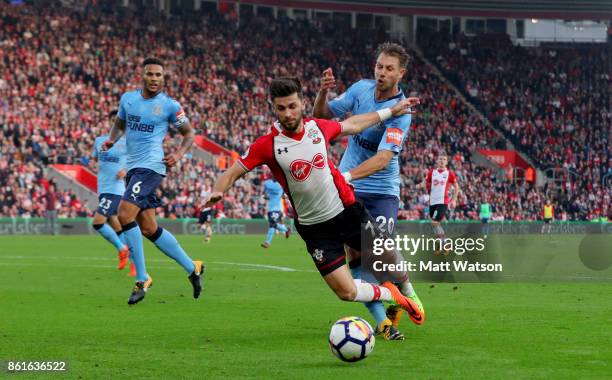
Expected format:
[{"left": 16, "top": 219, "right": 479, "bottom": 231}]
[
  {"left": 148, "top": 227, "right": 195, "bottom": 274},
  {"left": 265, "top": 227, "right": 275, "bottom": 244},
  {"left": 117, "top": 230, "right": 127, "bottom": 246},
  {"left": 93, "top": 223, "right": 125, "bottom": 251},
  {"left": 122, "top": 222, "right": 148, "bottom": 282},
  {"left": 366, "top": 301, "right": 388, "bottom": 326},
  {"left": 276, "top": 224, "right": 288, "bottom": 233},
  {"left": 350, "top": 261, "right": 387, "bottom": 325},
  {"left": 353, "top": 280, "right": 393, "bottom": 303}
]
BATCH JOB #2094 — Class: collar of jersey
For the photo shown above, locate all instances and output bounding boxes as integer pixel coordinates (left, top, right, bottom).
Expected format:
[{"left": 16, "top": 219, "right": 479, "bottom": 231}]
[
  {"left": 274, "top": 120, "right": 312, "bottom": 142},
  {"left": 374, "top": 88, "right": 404, "bottom": 104},
  {"left": 138, "top": 89, "right": 164, "bottom": 100}
]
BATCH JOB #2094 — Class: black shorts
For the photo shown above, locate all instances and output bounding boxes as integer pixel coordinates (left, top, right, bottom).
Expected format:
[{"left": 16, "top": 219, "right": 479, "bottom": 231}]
[
  {"left": 544, "top": 218, "right": 552, "bottom": 224},
  {"left": 199, "top": 209, "right": 213, "bottom": 224},
  {"left": 267, "top": 211, "right": 283, "bottom": 228},
  {"left": 295, "top": 202, "right": 386, "bottom": 276},
  {"left": 429, "top": 204, "right": 448, "bottom": 222}
]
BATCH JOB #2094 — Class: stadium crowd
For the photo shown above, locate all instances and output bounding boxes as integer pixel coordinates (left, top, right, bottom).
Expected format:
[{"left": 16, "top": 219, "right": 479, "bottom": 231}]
[
  {"left": 420, "top": 33, "right": 611, "bottom": 220},
  {"left": 0, "top": 2, "right": 608, "bottom": 221}
]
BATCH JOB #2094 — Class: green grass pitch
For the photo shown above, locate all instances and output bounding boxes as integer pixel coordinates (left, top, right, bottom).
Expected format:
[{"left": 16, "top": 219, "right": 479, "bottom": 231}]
[{"left": 0, "top": 235, "right": 610, "bottom": 379}]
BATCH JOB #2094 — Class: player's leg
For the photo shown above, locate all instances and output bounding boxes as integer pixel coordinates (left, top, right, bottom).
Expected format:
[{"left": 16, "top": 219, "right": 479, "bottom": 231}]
[
  {"left": 481, "top": 218, "right": 489, "bottom": 237},
  {"left": 92, "top": 212, "right": 123, "bottom": 251},
  {"left": 138, "top": 209, "right": 205, "bottom": 298},
  {"left": 94, "top": 193, "right": 130, "bottom": 268},
  {"left": 199, "top": 211, "right": 212, "bottom": 243},
  {"left": 344, "top": 201, "right": 425, "bottom": 325},
  {"left": 547, "top": 219, "right": 552, "bottom": 234},
  {"left": 323, "top": 264, "right": 418, "bottom": 318},
  {"left": 262, "top": 212, "right": 278, "bottom": 248},
  {"left": 118, "top": 200, "right": 148, "bottom": 279},
  {"left": 118, "top": 198, "right": 152, "bottom": 304},
  {"left": 351, "top": 194, "right": 417, "bottom": 336},
  {"left": 204, "top": 221, "right": 212, "bottom": 243},
  {"left": 108, "top": 215, "right": 135, "bottom": 275},
  {"left": 274, "top": 212, "right": 289, "bottom": 235},
  {"left": 345, "top": 246, "right": 402, "bottom": 339},
  {"left": 430, "top": 204, "right": 449, "bottom": 254}
]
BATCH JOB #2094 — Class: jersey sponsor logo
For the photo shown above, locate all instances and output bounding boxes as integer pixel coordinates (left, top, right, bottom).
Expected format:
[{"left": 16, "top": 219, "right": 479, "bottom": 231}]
[
  {"left": 386, "top": 128, "right": 403, "bottom": 145},
  {"left": 126, "top": 114, "right": 154, "bottom": 133},
  {"left": 433, "top": 179, "right": 446, "bottom": 186},
  {"left": 352, "top": 134, "right": 378, "bottom": 152},
  {"left": 277, "top": 147, "right": 289, "bottom": 155},
  {"left": 307, "top": 128, "right": 321, "bottom": 144},
  {"left": 289, "top": 153, "right": 325, "bottom": 182},
  {"left": 99, "top": 152, "right": 120, "bottom": 163}
]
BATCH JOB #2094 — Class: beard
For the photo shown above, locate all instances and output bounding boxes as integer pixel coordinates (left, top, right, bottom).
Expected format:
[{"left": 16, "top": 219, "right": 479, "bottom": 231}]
[{"left": 280, "top": 116, "right": 302, "bottom": 132}]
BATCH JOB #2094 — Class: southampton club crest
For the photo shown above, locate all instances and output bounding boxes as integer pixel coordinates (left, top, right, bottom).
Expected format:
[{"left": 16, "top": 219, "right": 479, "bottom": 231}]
[
  {"left": 311, "top": 248, "right": 325, "bottom": 264},
  {"left": 307, "top": 128, "right": 322, "bottom": 144}
]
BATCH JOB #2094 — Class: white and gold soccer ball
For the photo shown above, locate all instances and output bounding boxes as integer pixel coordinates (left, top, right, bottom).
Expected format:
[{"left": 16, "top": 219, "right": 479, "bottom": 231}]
[{"left": 329, "top": 316, "right": 375, "bottom": 362}]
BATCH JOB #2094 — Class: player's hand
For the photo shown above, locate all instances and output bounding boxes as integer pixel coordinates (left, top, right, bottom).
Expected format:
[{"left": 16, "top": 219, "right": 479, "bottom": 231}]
[
  {"left": 205, "top": 192, "right": 223, "bottom": 207},
  {"left": 116, "top": 170, "right": 126, "bottom": 179},
  {"left": 163, "top": 153, "right": 180, "bottom": 167},
  {"left": 450, "top": 199, "right": 457, "bottom": 209},
  {"left": 391, "top": 97, "right": 421, "bottom": 116},
  {"left": 101, "top": 140, "right": 114, "bottom": 152},
  {"left": 319, "top": 68, "right": 336, "bottom": 92}
]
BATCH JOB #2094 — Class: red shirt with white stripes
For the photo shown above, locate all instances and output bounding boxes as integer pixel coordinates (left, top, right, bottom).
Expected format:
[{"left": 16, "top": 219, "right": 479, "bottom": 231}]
[{"left": 238, "top": 118, "right": 355, "bottom": 225}]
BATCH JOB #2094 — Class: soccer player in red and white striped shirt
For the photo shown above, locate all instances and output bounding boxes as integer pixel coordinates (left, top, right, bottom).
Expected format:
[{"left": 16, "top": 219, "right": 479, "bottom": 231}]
[
  {"left": 419, "top": 153, "right": 460, "bottom": 254},
  {"left": 205, "top": 77, "right": 425, "bottom": 325}
]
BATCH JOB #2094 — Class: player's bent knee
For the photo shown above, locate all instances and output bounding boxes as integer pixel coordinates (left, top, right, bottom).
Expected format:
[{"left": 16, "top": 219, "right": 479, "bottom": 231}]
[
  {"left": 335, "top": 287, "right": 357, "bottom": 301},
  {"left": 92, "top": 213, "right": 107, "bottom": 225},
  {"left": 140, "top": 225, "right": 157, "bottom": 237}
]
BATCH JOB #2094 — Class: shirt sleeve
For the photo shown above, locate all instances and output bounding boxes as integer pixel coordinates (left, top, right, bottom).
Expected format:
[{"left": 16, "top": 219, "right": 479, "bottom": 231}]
[
  {"left": 377, "top": 114, "right": 412, "bottom": 153},
  {"left": 448, "top": 171, "right": 457, "bottom": 184},
  {"left": 117, "top": 93, "right": 127, "bottom": 121},
  {"left": 315, "top": 118, "right": 343, "bottom": 143},
  {"left": 237, "top": 136, "right": 272, "bottom": 172},
  {"left": 328, "top": 81, "right": 360, "bottom": 119},
  {"left": 168, "top": 99, "right": 189, "bottom": 129},
  {"left": 425, "top": 169, "right": 433, "bottom": 191}
]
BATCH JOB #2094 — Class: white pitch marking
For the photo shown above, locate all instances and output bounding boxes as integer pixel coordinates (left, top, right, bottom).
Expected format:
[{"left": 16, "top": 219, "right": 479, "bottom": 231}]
[
  {"left": 210, "top": 261, "right": 297, "bottom": 272},
  {"left": 0, "top": 256, "right": 306, "bottom": 272}
]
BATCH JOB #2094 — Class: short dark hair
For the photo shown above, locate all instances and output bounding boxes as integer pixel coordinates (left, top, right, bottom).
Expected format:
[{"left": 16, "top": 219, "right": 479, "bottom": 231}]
[
  {"left": 269, "top": 77, "right": 303, "bottom": 101},
  {"left": 143, "top": 57, "right": 164, "bottom": 68},
  {"left": 376, "top": 42, "right": 409, "bottom": 68},
  {"left": 108, "top": 109, "right": 118, "bottom": 119}
]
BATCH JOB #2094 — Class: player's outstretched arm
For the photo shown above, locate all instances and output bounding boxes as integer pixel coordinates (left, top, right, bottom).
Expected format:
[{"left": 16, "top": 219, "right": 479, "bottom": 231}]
[
  {"left": 313, "top": 68, "right": 336, "bottom": 119},
  {"left": 205, "top": 163, "right": 248, "bottom": 207},
  {"left": 101, "top": 118, "right": 126, "bottom": 151},
  {"left": 339, "top": 97, "right": 420, "bottom": 137},
  {"left": 164, "top": 121, "right": 195, "bottom": 167},
  {"left": 341, "top": 150, "right": 395, "bottom": 183}
]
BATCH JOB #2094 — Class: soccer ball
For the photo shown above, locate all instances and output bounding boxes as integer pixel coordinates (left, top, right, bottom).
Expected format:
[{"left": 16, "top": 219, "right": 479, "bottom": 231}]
[{"left": 329, "top": 316, "right": 375, "bottom": 362}]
